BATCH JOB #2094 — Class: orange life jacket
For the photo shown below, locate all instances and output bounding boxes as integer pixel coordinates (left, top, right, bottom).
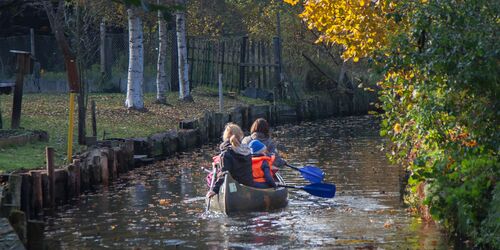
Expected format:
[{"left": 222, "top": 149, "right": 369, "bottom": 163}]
[{"left": 251, "top": 155, "right": 276, "bottom": 183}]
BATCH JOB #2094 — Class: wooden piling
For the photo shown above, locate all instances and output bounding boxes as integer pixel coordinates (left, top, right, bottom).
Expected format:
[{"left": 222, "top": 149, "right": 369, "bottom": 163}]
[
  {"left": 20, "top": 173, "right": 32, "bottom": 219},
  {"left": 41, "top": 173, "right": 50, "bottom": 209},
  {"left": 111, "top": 147, "right": 120, "bottom": 178},
  {"left": 67, "top": 160, "right": 81, "bottom": 199},
  {"left": 46, "top": 147, "right": 55, "bottom": 208},
  {"left": 91, "top": 100, "right": 97, "bottom": 137},
  {"left": 100, "top": 154, "right": 109, "bottom": 186},
  {"left": 8, "top": 209, "right": 26, "bottom": 245},
  {"left": 27, "top": 220, "right": 44, "bottom": 250},
  {"left": 30, "top": 171, "right": 43, "bottom": 219}
]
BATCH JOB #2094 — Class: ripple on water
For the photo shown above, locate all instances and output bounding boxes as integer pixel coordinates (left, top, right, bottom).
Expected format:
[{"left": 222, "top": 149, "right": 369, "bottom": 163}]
[{"left": 44, "top": 116, "right": 450, "bottom": 249}]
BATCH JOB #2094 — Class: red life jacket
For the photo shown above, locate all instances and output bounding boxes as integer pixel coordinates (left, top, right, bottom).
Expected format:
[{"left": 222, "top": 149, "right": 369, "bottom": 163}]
[{"left": 251, "top": 155, "right": 276, "bottom": 183}]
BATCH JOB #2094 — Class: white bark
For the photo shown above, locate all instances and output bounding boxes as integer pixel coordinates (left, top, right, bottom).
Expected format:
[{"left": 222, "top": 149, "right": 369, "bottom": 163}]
[
  {"left": 125, "top": 8, "right": 144, "bottom": 109},
  {"left": 176, "top": 6, "right": 191, "bottom": 101},
  {"left": 155, "top": 2, "right": 167, "bottom": 104}
]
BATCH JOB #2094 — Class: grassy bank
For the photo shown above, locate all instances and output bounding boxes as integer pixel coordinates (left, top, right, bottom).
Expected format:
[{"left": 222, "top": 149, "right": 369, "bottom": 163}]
[{"left": 0, "top": 87, "right": 264, "bottom": 172}]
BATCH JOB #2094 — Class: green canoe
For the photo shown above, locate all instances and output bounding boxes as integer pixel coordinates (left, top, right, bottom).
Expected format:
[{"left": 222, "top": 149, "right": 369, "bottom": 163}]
[{"left": 208, "top": 173, "right": 288, "bottom": 215}]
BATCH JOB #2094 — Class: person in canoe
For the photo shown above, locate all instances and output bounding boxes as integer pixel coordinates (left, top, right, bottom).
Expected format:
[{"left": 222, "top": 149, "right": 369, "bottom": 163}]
[
  {"left": 206, "top": 123, "right": 254, "bottom": 198},
  {"left": 242, "top": 118, "right": 286, "bottom": 168},
  {"left": 249, "top": 140, "right": 277, "bottom": 188}
]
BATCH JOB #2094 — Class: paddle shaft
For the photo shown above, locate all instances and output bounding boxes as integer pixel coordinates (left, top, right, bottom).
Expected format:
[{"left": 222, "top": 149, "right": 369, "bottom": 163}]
[
  {"left": 206, "top": 163, "right": 217, "bottom": 212},
  {"left": 285, "top": 163, "right": 300, "bottom": 171},
  {"left": 278, "top": 184, "right": 302, "bottom": 189}
]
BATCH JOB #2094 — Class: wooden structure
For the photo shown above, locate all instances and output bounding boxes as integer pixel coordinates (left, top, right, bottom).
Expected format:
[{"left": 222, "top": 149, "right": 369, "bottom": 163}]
[
  {"left": 208, "top": 173, "right": 288, "bottom": 215},
  {"left": 187, "top": 36, "right": 283, "bottom": 94},
  {"left": 9, "top": 50, "right": 33, "bottom": 129}
]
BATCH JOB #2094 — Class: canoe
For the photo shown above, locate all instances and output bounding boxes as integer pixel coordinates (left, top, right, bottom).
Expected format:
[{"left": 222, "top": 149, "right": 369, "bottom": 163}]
[{"left": 208, "top": 173, "right": 288, "bottom": 215}]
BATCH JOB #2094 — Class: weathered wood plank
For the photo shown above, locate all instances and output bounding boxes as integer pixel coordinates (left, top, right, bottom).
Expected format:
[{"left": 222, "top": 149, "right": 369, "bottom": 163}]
[{"left": 0, "top": 217, "right": 25, "bottom": 250}]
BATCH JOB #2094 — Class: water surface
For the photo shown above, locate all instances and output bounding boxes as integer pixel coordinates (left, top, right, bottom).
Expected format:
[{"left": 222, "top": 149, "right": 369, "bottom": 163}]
[{"left": 45, "top": 116, "right": 450, "bottom": 249}]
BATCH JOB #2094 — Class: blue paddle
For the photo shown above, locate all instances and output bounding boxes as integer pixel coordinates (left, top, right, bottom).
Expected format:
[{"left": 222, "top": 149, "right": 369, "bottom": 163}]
[
  {"left": 279, "top": 183, "right": 336, "bottom": 198},
  {"left": 285, "top": 163, "right": 325, "bottom": 184}
]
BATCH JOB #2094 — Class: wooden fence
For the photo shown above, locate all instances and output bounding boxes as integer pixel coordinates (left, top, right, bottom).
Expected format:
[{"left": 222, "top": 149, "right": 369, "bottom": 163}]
[{"left": 187, "top": 36, "right": 281, "bottom": 92}]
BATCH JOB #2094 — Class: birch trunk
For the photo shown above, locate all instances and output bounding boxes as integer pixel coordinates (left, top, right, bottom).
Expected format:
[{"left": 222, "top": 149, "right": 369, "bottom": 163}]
[
  {"left": 155, "top": 5, "right": 167, "bottom": 104},
  {"left": 175, "top": 4, "right": 192, "bottom": 101},
  {"left": 125, "top": 8, "right": 144, "bottom": 109}
]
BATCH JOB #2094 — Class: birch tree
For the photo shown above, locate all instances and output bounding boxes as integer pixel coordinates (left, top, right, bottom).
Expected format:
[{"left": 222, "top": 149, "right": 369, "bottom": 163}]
[
  {"left": 125, "top": 7, "right": 145, "bottom": 110},
  {"left": 155, "top": 0, "right": 168, "bottom": 104},
  {"left": 175, "top": 0, "right": 192, "bottom": 101}
]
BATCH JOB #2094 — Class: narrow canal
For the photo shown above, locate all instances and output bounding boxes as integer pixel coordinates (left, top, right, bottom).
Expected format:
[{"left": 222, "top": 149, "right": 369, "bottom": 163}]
[{"left": 45, "top": 116, "right": 450, "bottom": 249}]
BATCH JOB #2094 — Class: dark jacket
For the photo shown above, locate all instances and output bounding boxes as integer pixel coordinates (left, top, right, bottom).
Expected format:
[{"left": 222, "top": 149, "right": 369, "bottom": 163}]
[
  {"left": 242, "top": 132, "right": 286, "bottom": 167},
  {"left": 212, "top": 141, "right": 254, "bottom": 193}
]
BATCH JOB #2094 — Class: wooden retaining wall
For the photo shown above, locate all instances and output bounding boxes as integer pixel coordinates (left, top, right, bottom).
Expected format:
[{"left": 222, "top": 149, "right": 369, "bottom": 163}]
[{"left": 0, "top": 95, "right": 371, "bottom": 249}]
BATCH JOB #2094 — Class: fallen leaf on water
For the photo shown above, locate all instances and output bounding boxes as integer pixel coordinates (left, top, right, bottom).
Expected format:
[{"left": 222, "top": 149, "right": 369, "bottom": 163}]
[
  {"left": 384, "top": 219, "right": 394, "bottom": 228},
  {"left": 159, "top": 199, "right": 171, "bottom": 206}
]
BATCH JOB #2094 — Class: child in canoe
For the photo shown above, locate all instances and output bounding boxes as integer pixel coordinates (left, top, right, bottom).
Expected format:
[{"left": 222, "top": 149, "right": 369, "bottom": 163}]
[
  {"left": 242, "top": 118, "right": 287, "bottom": 168},
  {"left": 249, "top": 140, "right": 277, "bottom": 188},
  {"left": 206, "top": 123, "right": 254, "bottom": 198}
]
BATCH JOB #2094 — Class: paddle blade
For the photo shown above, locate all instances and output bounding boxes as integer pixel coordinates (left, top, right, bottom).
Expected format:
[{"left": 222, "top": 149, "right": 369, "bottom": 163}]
[
  {"left": 302, "top": 183, "right": 336, "bottom": 198},
  {"left": 299, "top": 166, "right": 325, "bottom": 183}
]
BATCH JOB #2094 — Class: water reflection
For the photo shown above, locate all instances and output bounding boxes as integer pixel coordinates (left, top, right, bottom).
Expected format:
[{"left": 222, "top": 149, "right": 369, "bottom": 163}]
[{"left": 45, "top": 115, "right": 450, "bottom": 249}]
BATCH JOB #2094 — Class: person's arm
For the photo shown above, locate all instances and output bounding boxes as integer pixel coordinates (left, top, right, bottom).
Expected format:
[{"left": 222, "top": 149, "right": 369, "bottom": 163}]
[
  {"left": 267, "top": 140, "right": 286, "bottom": 167},
  {"left": 261, "top": 160, "right": 276, "bottom": 188},
  {"left": 210, "top": 152, "right": 231, "bottom": 194},
  {"left": 241, "top": 135, "right": 251, "bottom": 145}
]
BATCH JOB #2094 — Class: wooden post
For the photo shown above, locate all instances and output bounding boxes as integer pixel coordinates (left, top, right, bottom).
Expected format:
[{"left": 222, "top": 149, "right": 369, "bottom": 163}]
[
  {"left": 272, "top": 37, "right": 282, "bottom": 99},
  {"left": 91, "top": 100, "right": 97, "bottom": 137},
  {"left": 204, "top": 41, "right": 210, "bottom": 86},
  {"left": 30, "top": 28, "right": 35, "bottom": 58},
  {"left": 100, "top": 154, "right": 109, "bottom": 186},
  {"left": 73, "top": 159, "right": 81, "bottom": 196},
  {"left": 100, "top": 20, "right": 107, "bottom": 81},
  {"left": 30, "top": 171, "right": 43, "bottom": 219},
  {"left": 112, "top": 148, "right": 120, "bottom": 178},
  {"left": 65, "top": 57, "right": 79, "bottom": 160},
  {"left": 67, "top": 92, "right": 76, "bottom": 162},
  {"left": 20, "top": 174, "right": 32, "bottom": 219},
  {"left": 263, "top": 42, "right": 268, "bottom": 89},
  {"left": 41, "top": 173, "right": 49, "bottom": 209},
  {"left": 219, "top": 41, "right": 225, "bottom": 113},
  {"left": 249, "top": 41, "right": 255, "bottom": 87},
  {"left": 11, "top": 51, "right": 31, "bottom": 129},
  {"left": 8, "top": 209, "right": 27, "bottom": 245},
  {"left": 258, "top": 41, "right": 262, "bottom": 89},
  {"left": 239, "top": 36, "right": 248, "bottom": 91},
  {"left": 8, "top": 175, "right": 22, "bottom": 209},
  {"left": 67, "top": 160, "right": 81, "bottom": 198},
  {"left": 46, "top": 147, "right": 55, "bottom": 209},
  {"left": 27, "top": 220, "right": 44, "bottom": 250}
]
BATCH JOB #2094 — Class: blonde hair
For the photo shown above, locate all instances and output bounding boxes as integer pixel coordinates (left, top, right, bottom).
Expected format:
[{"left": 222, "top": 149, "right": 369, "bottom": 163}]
[{"left": 222, "top": 123, "right": 244, "bottom": 148}]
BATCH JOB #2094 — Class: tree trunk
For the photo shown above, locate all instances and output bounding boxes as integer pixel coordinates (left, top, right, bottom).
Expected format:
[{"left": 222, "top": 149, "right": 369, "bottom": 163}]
[
  {"left": 155, "top": 5, "right": 167, "bottom": 104},
  {"left": 169, "top": 19, "right": 179, "bottom": 92},
  {"left": 175, "top": 4, "right": 192, "bottom": 101},
  {"left": 125, "top": 8, "right": 144, "bottom": 110}
]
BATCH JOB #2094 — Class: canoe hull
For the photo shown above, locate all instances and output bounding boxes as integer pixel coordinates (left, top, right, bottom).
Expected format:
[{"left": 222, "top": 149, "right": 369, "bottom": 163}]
[{"left": 208, "top": 174, "right": 288, "bottom": 215}]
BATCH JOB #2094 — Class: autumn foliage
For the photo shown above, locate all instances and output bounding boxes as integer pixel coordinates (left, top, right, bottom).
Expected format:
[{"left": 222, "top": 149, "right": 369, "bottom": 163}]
[{"left": 286, "top": 0, "right": 499, "bottom": 248}]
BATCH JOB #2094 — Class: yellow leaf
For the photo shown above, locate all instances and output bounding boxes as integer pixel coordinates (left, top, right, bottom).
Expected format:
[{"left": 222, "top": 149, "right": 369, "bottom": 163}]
[{"left": 393, "top": 123, "right": 402, "bottom": 134}]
